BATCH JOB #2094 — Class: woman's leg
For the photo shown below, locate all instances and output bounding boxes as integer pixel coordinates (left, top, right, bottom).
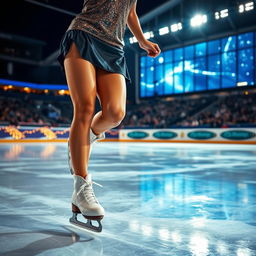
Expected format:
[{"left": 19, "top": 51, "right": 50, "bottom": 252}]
[
  {"left": 64, "top": 42, "right": 97, "bottom": 178},
  {"left": 91, "top": 68, "right": 127, "bottom": 135}
]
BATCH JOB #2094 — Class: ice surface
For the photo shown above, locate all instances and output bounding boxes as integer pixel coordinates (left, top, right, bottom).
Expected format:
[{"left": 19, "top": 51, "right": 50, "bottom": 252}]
[{"left": 0, "top": 142, "right": 256, "bottom": 256}]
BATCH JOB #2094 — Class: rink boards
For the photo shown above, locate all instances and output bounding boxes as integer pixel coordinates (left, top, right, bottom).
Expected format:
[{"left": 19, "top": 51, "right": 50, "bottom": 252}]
[
  {"left": 119, "top": 128, "right": 256, "bottom": 144},
  {"left": 0, "top": 125, "right": 256, "bottom": 144}
]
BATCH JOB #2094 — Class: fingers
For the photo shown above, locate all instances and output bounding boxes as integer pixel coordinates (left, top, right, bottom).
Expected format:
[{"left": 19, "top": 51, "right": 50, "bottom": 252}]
[
  {"left": 153, "top": 43, "right": 161, "bottom": 54},
  {"left": 143, "top": 40, "right": 161, "bottom": 57},
  {"left": 150, "top": 43, "right": 161, "bottom": 57},
  {"left": 155, "top": 44, "right": 161, "bottom": 53}
]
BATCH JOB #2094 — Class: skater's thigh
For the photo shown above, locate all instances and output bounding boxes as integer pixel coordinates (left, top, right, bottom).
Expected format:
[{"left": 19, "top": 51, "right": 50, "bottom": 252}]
[
  {"left": 96, "top": 68, "right": 126, "bottom": 115},
  {"left": 64, "top": 42, "right": 97, "bottom": 109}
]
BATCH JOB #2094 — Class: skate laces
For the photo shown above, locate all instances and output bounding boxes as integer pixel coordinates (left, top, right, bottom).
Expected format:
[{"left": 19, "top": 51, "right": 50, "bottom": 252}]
[
  {"left": 80, "top": 180, "right": 103, "bottom": 204},
  {"left": 92, "top": 181, "right": 103, "bottom": 187}
]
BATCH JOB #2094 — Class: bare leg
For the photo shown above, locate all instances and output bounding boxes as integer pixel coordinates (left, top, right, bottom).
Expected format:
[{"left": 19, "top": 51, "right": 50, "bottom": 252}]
[
  {"left": 91, "top": 68, "right": 127, "bottom": 135},
  {"left": 64, "top": 42, "right": 97, "bottom": 178}
]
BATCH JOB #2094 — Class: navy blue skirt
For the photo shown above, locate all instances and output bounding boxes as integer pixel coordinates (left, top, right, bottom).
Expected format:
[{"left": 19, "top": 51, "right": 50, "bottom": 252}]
[{"left": 56, "top": 29, "right": 132, "bottom": 84}]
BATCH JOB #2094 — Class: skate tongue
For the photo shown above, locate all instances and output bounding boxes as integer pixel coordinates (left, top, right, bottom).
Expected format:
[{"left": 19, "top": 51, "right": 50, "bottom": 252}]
[{"left": 85, "top": 173, "right": 92, "bottom": 184}]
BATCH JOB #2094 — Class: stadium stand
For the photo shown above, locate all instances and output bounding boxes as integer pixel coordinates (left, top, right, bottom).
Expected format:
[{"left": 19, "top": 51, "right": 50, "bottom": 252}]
[{"left": 1, "top": 89, "right": 255, "bottom": 128}]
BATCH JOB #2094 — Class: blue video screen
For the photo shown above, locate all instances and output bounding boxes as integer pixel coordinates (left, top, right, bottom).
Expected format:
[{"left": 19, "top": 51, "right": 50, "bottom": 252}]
[{"left": 139, "top": 31, "right": 256, "bottom": 98}]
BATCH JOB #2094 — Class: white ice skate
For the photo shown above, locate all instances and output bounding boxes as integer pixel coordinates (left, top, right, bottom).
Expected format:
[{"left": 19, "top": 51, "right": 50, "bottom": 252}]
[
  {"left": 70, "top": 174, "right": 105, "bottom": 232},
  {"left": 67, "top": 128, "right": 105, "bottom": 175}
]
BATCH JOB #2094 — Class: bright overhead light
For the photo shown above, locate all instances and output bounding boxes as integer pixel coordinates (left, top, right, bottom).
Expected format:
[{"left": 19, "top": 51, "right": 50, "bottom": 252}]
[
  {"left": 190, "top": 14, "right": 207, "bottom": 27},
  {"left": 159, "top": 26, "right": 169, "bottom": 35},
  {"left": 143, "top": 31, "right": 154, "bottom": 39},
  {"left": 170, "top": 22, "right": 182, "bottom": 32},
  {"left": 129, "top": 36, "right": 138, "bottom": 44},
  {"left": 129, "top": 31, "right": 153, "bottom": 44},
  {"left": 239, "top": 2, "right": 254, "bottom": 13},
  {"left": 237, "top": 82, "right": 248, "bottom": 86},
  {"left": 215, "top": 9, "right": 229, "bottom": 19},
  {"left": 144, "top": 31, "right": 154, "bottom": 39}
]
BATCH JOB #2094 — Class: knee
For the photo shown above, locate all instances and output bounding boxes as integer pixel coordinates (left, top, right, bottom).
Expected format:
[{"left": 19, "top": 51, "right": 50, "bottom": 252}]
[
  {"left": 74, "top": 104, "right": 95, "bottom": 124},
  {"left": 106, "top": 107, "right": 126, "bottom": 125}
]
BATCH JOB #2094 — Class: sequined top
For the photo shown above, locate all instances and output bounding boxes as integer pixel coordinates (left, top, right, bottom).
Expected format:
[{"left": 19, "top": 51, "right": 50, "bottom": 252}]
[{"left": 67, "top": 0, "right": 137, "bottom": 49}]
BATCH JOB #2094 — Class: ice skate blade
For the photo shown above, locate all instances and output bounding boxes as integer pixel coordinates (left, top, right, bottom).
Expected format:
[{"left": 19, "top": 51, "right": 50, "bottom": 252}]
[{"left": 70, "top": 213, "right": 102, "bottom": 233}]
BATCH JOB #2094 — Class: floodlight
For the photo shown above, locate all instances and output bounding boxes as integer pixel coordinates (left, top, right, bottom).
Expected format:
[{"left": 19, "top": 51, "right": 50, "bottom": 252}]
[
  {"left": 215, "top": 9, "right": 229, "bottom": 19},
  {"left": 190, "top": 14, "right": 207, "bottom": 27},
  {"left": 129, "top": 37, "right": 138, "bottom": 44},
  {"left": 144, "top": 31, "right": 154, "bottom": 39},
  {"left": 170, "top": 22, "right": 182, "bottom": 32},
  {"left": 237, "top": 82, "right": 248, "bottom": 86},
  {"left": 159, "top": 26, "right": 169, "bottom": 35},
  {"left": 239, "top": 1, "right": 254, "bottom": 13},
  {"left": 129, "top": 31, "right": 153, "bottom": 44}
]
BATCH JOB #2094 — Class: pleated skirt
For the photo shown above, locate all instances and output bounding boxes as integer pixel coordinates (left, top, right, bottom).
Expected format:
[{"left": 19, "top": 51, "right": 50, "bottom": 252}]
[{"left": 56, "top": 29, "right": 132, "bottom": 84}]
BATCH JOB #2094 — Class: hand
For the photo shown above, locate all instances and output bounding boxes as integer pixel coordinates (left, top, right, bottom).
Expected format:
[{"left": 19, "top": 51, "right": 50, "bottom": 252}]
[{"left": 138, "top": 39, "right": 161, "bottom": 58}]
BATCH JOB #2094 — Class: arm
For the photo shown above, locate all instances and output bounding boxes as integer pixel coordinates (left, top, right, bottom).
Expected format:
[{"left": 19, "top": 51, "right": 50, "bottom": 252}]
[
  {"left": 127, "top": 1, "right": 161, "bottom": 58},
  {"left": 127, "top": 1, "right": 147, "bottom": 45}
]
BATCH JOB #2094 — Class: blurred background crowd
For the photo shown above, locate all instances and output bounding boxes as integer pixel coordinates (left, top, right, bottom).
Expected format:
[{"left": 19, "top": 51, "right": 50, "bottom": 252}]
[{"left": 1, "top": 89, "right": 255, "bottom": 128}]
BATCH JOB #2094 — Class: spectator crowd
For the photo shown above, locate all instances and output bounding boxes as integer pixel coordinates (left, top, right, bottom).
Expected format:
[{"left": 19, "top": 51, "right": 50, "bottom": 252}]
[
  {"left": 1, "top": 91, "right": 255, "bottom": 128},
  {"left": 177, "top": 93, "right": 256, "bottom": 127},
  {"left": 0, "top": 94, "right": 71, "bottom": 126}
]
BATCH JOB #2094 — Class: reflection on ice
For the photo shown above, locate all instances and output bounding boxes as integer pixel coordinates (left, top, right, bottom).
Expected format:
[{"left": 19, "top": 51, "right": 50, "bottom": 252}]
[
  {"left": 140, "top": 168, "right": 256, "bottom": 221},
  {"left": 189, "top": 232, "right": 209, "bottom": 256},
  {"left": 236, "top": 247, "right": 252, "bottom": 256},
  {"left": 216, "top": 241, "right": 230, "bottom": 255},
  {"left": 190, "top": 217, "right": 207, "bottom": 228},
  {"left": 0, "top": 142, "right": 256, "bottom": 255},
  {"left": 129, "top": 219, "right": 140, "bottom": 232},
  {"left": 171, "top": 230, "right": 182, "bottom": 243},
  {"left": 158, "top": 228, "right": 170, "bottom": 242},
  {"left": 141, "top": 224, "right": 153, "bottom": 237}
]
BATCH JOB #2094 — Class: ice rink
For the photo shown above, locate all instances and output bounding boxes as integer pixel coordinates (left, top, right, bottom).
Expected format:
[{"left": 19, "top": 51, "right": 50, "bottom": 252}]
[{"left": 0, "top": 141, "right": 256, "bottom": 256}]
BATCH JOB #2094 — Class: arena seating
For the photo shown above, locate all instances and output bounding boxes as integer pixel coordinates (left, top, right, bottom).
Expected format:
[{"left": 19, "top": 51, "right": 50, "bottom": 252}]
[{"left": 1, "top": 89, "right": 255, "bottom": 128}]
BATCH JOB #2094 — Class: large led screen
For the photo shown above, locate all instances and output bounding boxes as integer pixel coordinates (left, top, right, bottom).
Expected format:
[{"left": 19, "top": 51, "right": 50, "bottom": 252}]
[{"left": 139, "top": 31, "right": 255, "bottom": 98}]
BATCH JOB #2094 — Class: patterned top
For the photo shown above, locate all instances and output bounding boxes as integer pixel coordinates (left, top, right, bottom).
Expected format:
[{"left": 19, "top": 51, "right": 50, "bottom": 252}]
[{"left": 67, "top": 0, "right": 137, "bottom": 49}]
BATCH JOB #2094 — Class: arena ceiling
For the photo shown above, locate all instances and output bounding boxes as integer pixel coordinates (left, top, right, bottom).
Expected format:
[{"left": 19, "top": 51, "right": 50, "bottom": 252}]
[
  {"left": 1, "top": 0, "right": 255, "bottom": 60},
  {"left": 1, "top": 0, "right": 167, "bottom": 59},
  {"left": 129, "top": 0, "right": 256, "bottom": 52}
]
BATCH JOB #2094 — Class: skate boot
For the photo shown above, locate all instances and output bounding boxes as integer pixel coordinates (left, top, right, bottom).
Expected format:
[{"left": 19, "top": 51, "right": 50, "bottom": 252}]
[
  {"left": 68, "top": 128, "right": 105, "bottom": 175},
  {"left": 69, "top": 173, "right": 105, "bottom": 232}
]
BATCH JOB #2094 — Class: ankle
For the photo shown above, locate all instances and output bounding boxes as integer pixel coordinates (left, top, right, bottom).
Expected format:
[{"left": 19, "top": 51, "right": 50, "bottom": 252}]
[
  {"left": 91, "top": 127, "right": 100, "bottom": 136},
  {"left": 74, "top": 173, "right": 88, "bottom": 179}
]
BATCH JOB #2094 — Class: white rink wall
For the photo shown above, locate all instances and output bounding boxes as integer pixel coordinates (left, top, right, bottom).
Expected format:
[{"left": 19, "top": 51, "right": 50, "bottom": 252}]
[{"left": 119, "top": 128, "right": 256, "bottom": 143}]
